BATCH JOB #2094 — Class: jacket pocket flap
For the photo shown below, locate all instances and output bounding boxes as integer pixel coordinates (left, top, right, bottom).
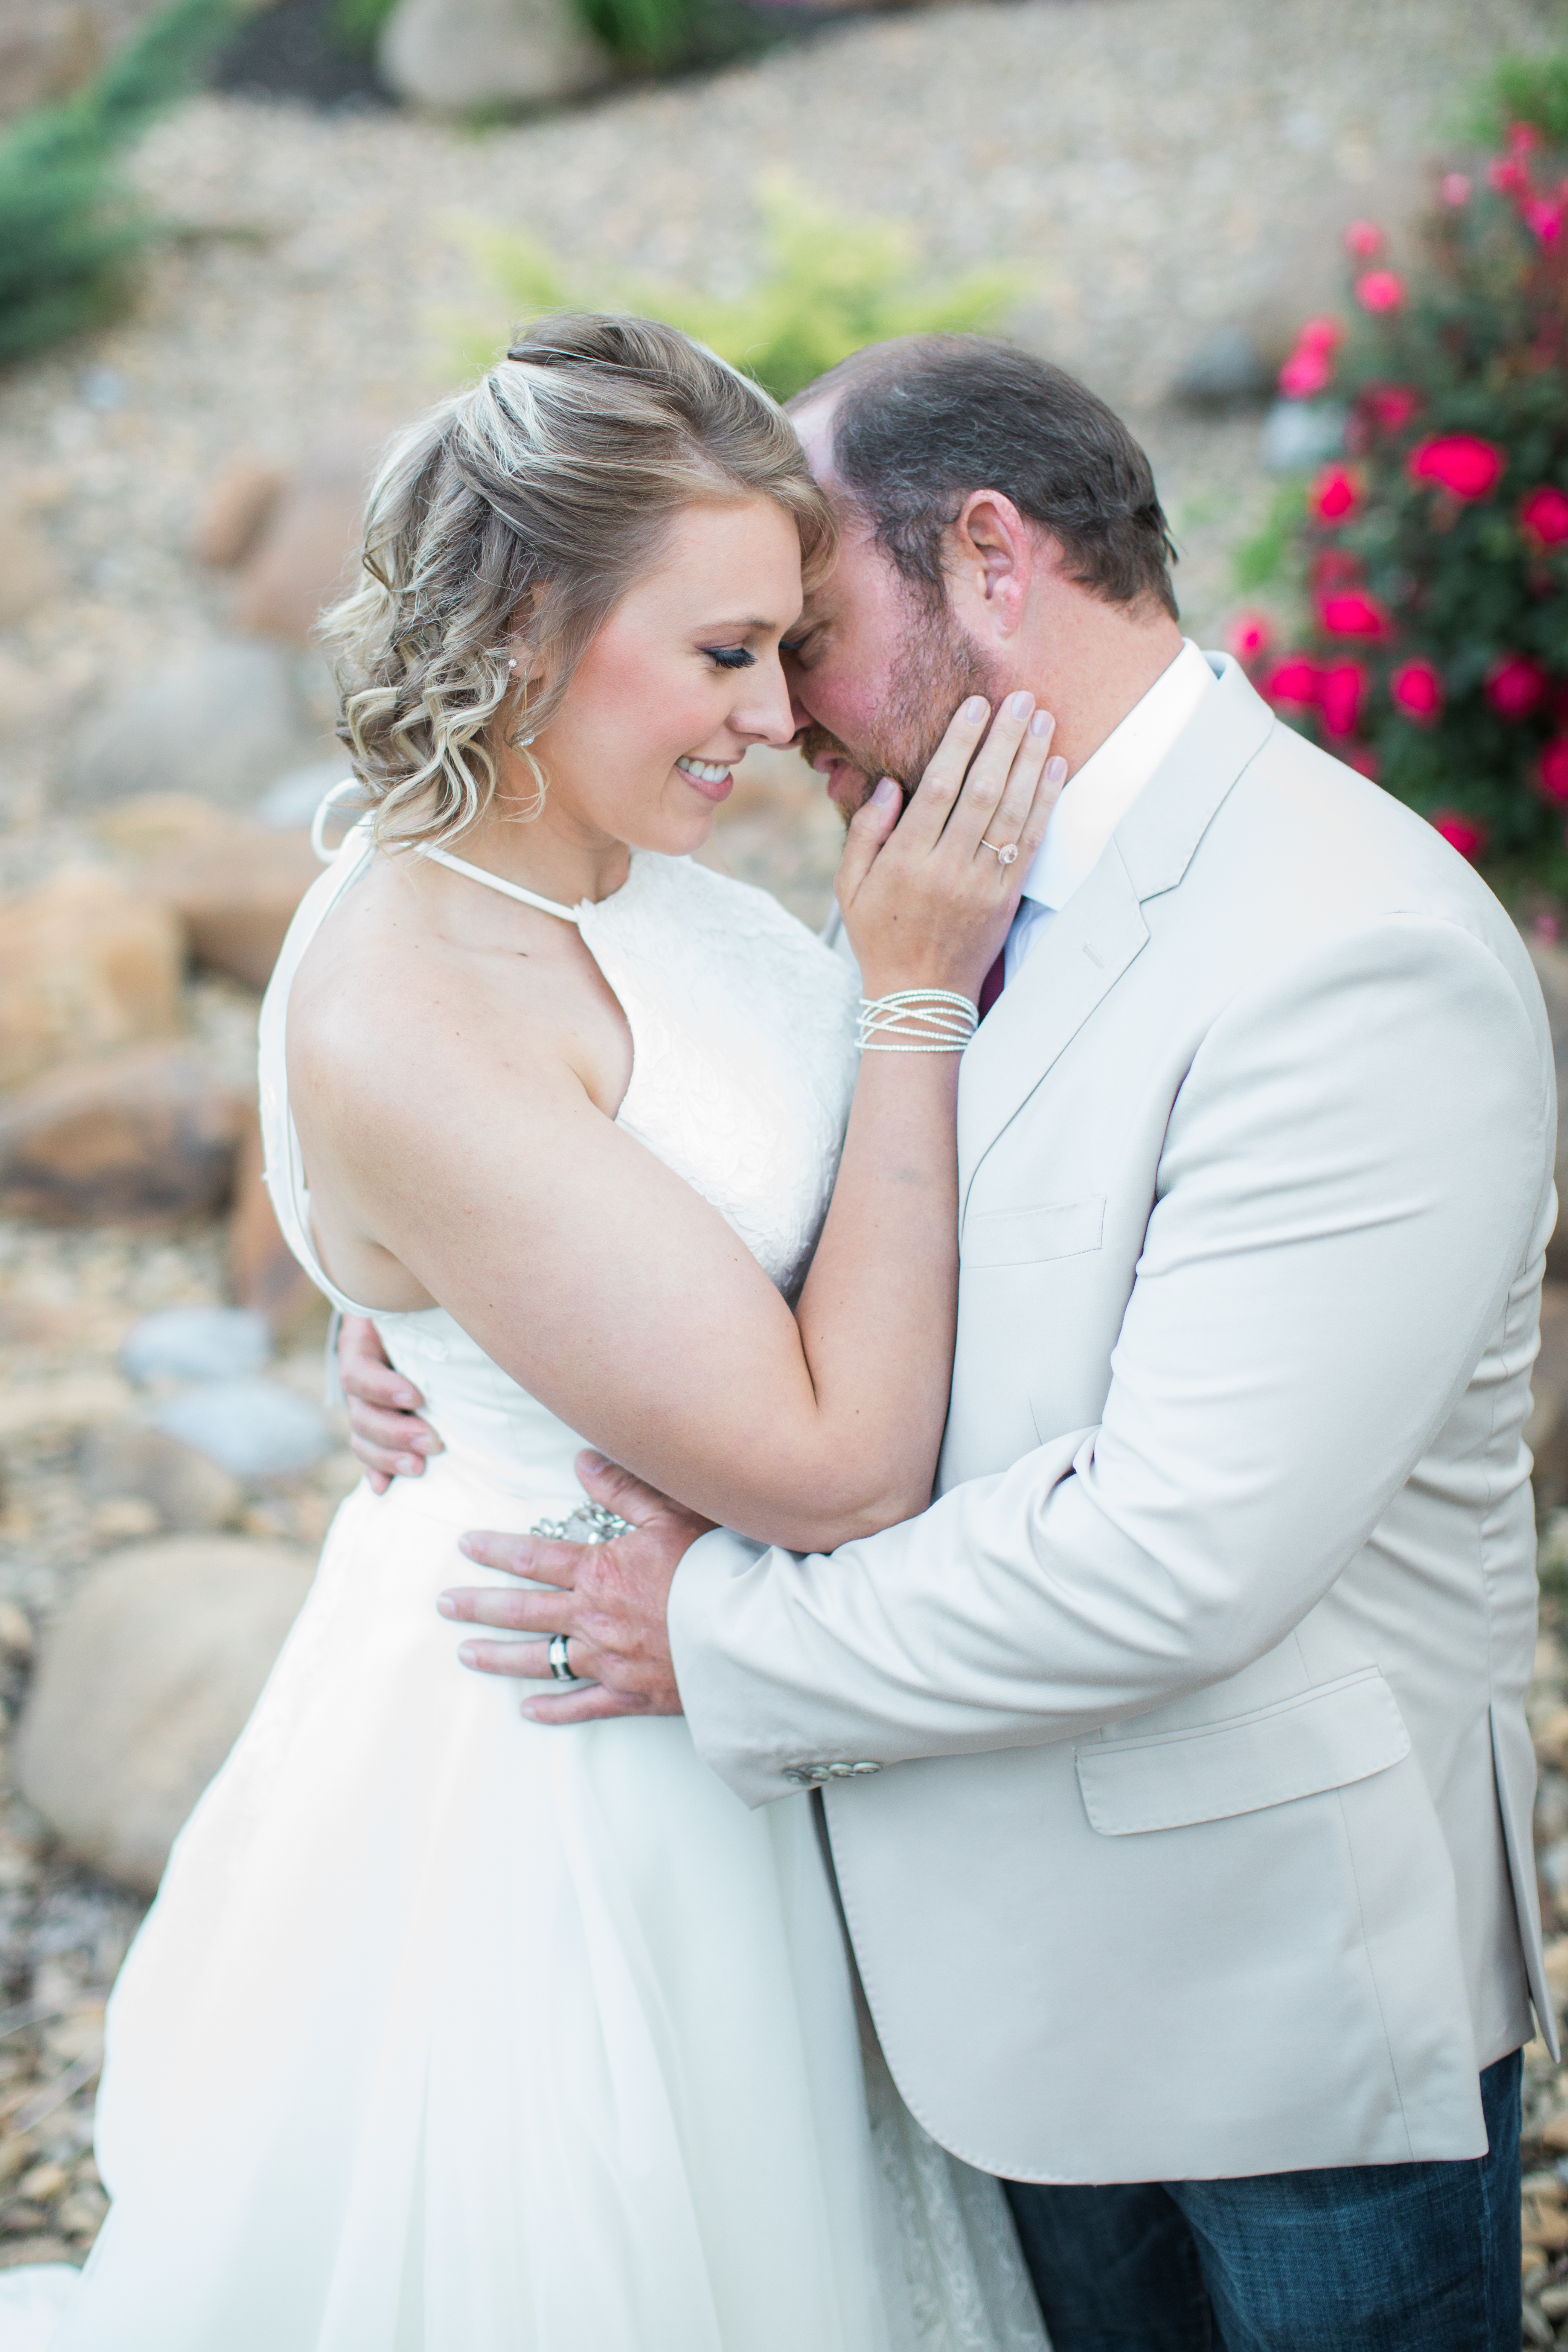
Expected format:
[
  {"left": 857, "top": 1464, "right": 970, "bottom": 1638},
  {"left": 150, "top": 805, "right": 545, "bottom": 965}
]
[
  {"left": 1076, "top": 1668, "right": 1411, "bottom": 1837},
  {"left": 963, "top": 1196, "right": 1105, "bottom": 1269}
]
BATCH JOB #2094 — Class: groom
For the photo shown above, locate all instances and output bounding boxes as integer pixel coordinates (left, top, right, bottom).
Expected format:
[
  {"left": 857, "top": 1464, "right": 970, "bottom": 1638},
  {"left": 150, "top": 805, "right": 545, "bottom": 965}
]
[{"left": 342, "top": 335, "right": 1555, "bottom": 2349}]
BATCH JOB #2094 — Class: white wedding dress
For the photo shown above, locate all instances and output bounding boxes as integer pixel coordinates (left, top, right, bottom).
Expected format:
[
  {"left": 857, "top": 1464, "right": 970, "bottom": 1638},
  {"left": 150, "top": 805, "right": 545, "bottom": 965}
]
[{"left": 29, "top": 820, "right": 1049, "bottom": 2352}]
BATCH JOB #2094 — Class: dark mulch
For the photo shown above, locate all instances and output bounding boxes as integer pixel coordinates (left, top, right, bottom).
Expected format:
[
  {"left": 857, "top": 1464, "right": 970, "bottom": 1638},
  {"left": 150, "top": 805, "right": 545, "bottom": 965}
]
[{"left": 207, "top": 0, "right": 392, "bottom": 110}]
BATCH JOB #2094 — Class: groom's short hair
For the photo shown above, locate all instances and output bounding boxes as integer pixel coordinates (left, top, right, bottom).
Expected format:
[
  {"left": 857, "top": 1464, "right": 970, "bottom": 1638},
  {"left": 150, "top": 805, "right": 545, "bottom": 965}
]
[{"left": 794, "top": 336, "right": 1179, "bottom": 622}]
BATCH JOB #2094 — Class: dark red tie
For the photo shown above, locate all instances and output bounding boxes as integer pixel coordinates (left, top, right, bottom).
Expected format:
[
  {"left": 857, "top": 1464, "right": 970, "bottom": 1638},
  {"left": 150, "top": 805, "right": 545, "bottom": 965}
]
[{"left": 977, "top": 948, "right": 1007, "bottom": 1021}]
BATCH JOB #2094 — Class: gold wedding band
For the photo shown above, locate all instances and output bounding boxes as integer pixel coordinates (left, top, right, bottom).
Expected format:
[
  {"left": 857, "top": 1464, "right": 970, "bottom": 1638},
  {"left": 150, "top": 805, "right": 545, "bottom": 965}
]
[{"left": 981, "top": 838, "right": 1019, "bottom": 867}]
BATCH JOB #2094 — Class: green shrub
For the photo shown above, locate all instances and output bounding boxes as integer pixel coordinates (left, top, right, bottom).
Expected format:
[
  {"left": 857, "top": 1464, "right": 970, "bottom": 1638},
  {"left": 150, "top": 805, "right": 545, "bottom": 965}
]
[
  {"left": 0, "top": 0, "right": 236, "bottom": 368},
  {"left": 1228, "top": 125, "right": 1568, "bottom": 897},
  {"left": 1470, "top": 50, "right": 1568, "bottom": 151},
  {"left": 453, "top": 177, "right": 1018, "bottom": 403},
  {"left": 329, "top": 0, "right": 400, "bottom": 55}
]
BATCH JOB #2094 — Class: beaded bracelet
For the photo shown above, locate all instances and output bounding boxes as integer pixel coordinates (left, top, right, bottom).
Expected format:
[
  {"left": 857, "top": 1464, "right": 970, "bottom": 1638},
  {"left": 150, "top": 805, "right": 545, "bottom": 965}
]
[{"left": 857, "top": 990, "right": 979, "bottom": 1053}]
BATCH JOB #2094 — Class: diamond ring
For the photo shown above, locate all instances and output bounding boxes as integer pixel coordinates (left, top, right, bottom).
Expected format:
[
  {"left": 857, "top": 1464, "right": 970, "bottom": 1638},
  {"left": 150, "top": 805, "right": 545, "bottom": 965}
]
[{"left": 980, "top": 838, "right": 1019, "bottom": 867}]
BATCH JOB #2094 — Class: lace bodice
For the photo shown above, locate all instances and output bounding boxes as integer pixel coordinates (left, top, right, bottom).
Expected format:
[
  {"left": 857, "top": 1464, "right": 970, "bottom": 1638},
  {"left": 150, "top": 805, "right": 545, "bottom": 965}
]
[{"left": 258, "top": 823, "right": 860, "bottom": 1499}]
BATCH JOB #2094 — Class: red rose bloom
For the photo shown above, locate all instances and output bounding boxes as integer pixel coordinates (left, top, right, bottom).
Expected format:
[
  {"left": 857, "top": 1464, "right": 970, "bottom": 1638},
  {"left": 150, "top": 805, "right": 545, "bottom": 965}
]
[
  {"left": 1260, "top": 657, "right": 1319, "bottom": 710},
  {"left": 1226, "top": 613, "right": 1272, "bottom": 664},
  {"left": 1390, "top": 660, "right": 1444, "bottom": 724},
  {"left": 1408, "top": 436, "right": 1506, "bottom": 501},
  {"left": 1524, "top": 195, "right": 1567, "bottom": 247},
  {"left": 1539, "top": 739, "right": 1568, "bottom": 806},
  {"left": 1317, "top": 591, "right": 1390, "bottom": 642},
  {"left": 1355, "top": 270, "right": 1405, "bottom": 314},
  {"left": 1317, "top": 661, "right": 1367, "bottom": 737},
  {"left": 1362, "top": 384, "right": 1419, "bottom": 434},
  {"left": 1309, "top": 464, "right": 1361, "bottom": 523},
  {"left": 1297, "top": 317, "right": 1344, "bottom": 353},
  {"left": 1521, "top": 486, "right": 1568, "bottom": 551},
  {"left": 1488, "top": 156, "right": 1528, "bottom": 198},
  {"left": 1279, "top": 347, "right": 1333, "bottom": 399},
  {"left": 1431, "top": 810, "right": 1488, "bottom": 862},
  {"left": 1485, "top": 654, "right": 1550, "bottom": 721}
]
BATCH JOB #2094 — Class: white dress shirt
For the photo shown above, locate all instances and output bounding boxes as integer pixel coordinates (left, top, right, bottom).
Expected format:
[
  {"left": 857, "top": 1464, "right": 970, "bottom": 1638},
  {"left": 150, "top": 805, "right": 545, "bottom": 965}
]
[{"left": 1004, "top": 638, "right": 1218, "bottom": 983}]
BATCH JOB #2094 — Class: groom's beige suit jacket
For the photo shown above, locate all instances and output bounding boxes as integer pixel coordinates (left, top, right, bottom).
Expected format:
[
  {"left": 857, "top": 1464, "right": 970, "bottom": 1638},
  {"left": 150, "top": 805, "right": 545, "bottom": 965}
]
[{"left": 669, "top": 654, "right": 1558, "bottom": 2185}]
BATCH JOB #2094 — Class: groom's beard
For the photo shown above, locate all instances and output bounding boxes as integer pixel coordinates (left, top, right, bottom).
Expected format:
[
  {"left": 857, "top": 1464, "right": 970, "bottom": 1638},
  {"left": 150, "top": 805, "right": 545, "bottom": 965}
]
[{"left": 802, "top": 609, "right": 1007, "bottom": 828}]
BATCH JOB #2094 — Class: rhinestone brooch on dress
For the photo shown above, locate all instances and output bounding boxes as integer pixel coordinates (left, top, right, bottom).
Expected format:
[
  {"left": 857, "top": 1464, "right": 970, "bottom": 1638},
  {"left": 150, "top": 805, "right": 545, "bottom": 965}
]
[{"left": 529, "top": 1502, "right": 635, "bottom": 1544}]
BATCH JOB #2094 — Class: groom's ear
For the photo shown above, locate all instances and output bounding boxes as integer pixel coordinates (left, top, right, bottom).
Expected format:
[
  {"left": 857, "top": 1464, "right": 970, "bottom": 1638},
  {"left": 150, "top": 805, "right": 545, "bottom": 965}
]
[{"left": 945, "top": 492, "right": 1035, "bottom": 643}]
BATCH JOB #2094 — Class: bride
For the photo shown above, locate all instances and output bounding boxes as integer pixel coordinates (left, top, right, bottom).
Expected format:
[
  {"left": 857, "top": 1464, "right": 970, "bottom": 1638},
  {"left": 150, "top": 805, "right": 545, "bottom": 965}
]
[{"left": 47, "top": 315, "right": 1063, "bottom": 2349}]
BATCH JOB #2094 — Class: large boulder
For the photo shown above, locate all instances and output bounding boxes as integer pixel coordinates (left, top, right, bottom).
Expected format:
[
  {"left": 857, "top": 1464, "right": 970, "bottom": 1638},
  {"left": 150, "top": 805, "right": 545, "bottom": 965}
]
[
  {"left": 229, "top": 1114, "right": 323, "bottom": 1339},
  {"left": 0, "top": 501, "right": 61, "bottom": 628},
  {"left": 193, "top": 459, "right": 286, "bottom": 571},
  {"left": 76, "top": 1424, "right": 242, "bottom": 1534},
  {"left": 139, "top": 820, "right": 323, "bottom": 991},
  {"left": 64, "top": 641, "right": 332, "bottom": 809},
  {"left": 232, "top": 423, "right": 390, "bottom": 647},
  {"left": 17, "top": 1537, "right": 317, "bottom": 1892},
  {"left": 0, "top": 868, "right": 182, "bottom": 1090},
  {"left": 0, "top": 1044, "right": 245, "bottom": 1226},
  {"left": 378, "top": 0, "right": 610, "bottom": 113}
]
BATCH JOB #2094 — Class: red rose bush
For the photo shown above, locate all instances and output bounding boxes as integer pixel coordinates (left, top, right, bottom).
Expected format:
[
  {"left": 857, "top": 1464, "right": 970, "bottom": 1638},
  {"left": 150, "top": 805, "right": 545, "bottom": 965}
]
[{"left": 1235, "top": 122, "right": 1568, "bottom": 885}]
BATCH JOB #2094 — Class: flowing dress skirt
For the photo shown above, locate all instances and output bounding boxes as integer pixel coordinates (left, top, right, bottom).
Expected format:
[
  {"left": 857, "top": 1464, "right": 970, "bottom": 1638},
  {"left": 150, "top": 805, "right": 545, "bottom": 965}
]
[{"left": 53, "top": 1453, "right": 1046, "bottom": 2352}]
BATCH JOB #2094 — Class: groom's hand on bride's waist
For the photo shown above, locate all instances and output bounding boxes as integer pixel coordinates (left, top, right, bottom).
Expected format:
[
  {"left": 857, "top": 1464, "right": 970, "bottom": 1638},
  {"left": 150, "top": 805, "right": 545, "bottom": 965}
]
[{"left": 442, "top": 1455, "right": 712, "bottom": 1723}]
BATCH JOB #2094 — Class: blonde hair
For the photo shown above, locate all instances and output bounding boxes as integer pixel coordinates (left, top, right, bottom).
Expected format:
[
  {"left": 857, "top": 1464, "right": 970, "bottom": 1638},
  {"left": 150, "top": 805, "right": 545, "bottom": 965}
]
[{"left": 322, "top": 314, "right": 836, "bottom": 849}]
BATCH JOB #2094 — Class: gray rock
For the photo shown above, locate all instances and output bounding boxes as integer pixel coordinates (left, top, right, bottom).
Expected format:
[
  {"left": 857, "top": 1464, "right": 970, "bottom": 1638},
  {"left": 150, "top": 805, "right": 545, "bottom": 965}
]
[
  {"left": 77, "top": 1424, "right": 243, "bottom": 1533},
  {"left": 379, "top": 0, "right": 611, "bottom": 113},
  {"left": 17, "top": 1537, "right": 317, "bottom": 1892},
  {"left": 1260, "top": 399, "right": 1347, "bottom": 474},
  {"left": 152, "top": 1377, "right": 331, "bottom": 1481},
  {"left": 1171, "top": 327, "right": 1272, "bottom": 412},
  {"left": 120, "top": 1305, "right": 272, "bottom": 1386},
  {"left": 63, "top": 641, "right": 330, "bottom": 810},
  {"left": 254, "top": 760, "right": 347, "bottom": 831}
]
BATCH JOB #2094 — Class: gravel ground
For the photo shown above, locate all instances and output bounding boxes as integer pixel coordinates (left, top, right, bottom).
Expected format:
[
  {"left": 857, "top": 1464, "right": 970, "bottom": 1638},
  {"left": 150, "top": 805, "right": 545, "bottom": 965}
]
[{"left": 1, "top": 0, "right": 1565, "bottom": 2312}]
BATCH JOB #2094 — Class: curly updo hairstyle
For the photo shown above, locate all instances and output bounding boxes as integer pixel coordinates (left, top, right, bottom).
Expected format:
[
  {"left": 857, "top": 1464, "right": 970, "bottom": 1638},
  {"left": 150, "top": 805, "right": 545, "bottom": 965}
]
[{"left": 323, "top": 314, "right": 837, "bottom": 849}]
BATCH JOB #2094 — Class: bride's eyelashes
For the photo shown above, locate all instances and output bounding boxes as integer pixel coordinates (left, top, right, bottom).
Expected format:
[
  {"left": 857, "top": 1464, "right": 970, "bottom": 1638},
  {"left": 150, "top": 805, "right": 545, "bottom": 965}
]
[{"left": 704, "top": 645, "right": 757, "bottom": 671}]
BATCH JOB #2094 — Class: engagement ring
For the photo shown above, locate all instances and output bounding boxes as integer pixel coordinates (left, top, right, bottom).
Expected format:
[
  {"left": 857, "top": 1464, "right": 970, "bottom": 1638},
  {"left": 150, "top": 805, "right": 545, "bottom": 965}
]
[{"left": 980, "top": 838, "right": 1019, "bottom": 866}]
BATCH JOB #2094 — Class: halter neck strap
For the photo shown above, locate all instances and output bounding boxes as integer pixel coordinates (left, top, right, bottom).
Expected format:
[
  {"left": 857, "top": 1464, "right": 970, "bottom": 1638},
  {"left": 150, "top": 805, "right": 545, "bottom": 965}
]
[{"left": 420, "top": 844, "right": 582, "bottom": 925}]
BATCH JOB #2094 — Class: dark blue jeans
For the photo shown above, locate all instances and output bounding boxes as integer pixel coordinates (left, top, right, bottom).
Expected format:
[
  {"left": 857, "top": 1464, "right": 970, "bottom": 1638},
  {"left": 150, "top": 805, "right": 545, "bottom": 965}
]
[{"left": 1004, "top": 2050, "right": 1522, "bottom": 2351}]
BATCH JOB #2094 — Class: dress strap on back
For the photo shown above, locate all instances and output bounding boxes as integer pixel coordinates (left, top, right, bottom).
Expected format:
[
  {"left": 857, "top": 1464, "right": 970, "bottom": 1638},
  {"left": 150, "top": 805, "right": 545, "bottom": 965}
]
[{"left": 421, "top": 845, "right": 582, "bottom": 925}]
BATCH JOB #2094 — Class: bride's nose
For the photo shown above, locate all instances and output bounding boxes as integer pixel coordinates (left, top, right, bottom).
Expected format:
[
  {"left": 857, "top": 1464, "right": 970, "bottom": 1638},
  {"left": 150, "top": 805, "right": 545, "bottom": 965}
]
[{"left": 733, "top": 650, "right": 798, "bottom": 750}]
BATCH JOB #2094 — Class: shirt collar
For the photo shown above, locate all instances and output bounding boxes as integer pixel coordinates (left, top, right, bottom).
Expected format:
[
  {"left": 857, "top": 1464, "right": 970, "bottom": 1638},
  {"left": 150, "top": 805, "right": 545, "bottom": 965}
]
[{"left": 1020, "top": 638, "right": 1218, "bottom": 912}]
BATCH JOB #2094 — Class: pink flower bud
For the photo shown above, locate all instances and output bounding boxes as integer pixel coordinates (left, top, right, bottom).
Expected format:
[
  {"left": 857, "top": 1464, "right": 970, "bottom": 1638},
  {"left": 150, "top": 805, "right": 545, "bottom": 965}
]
[
  {"left": 1343, "top": 219, "right": 1382, "bottom": 257},
  {"left": 1390, "top": 660, "right": 1444, "bottom": 725},
  {"left": 1408, "top": 435, "right": 1506, "bottom": 501},
  {"left": 1355, "top": 270, "right": 1405, "bottom": 314},
  {"left": 1226, "top": 613, "right": 1273, "bottom": 664},
  {"left": 1309, "top": 465, "right": 1361, "bottom": 524},
  {"left": 1521, "top": 487, "right": 1568, "bottom": 551},
  {"left": 1278, "top": 348, "right": 1334, "bottom": 399},
  {"left": 1361, "top": 384, "right": 1419, "bottom": 434},
  {"left": 1533, "top": 912, "right": 1564, "bottom": 944},
  {"left": 1317, "top": 661, "right": 1367, "bottom": 737},
  {"left": 1485, "top": 654, "right": 1550, "bottom": 722},
  {"left": 1524, "top": 196, "right": 1567, "bottom": 246},
  {"left": 1507, "top": 120, "right": 1543, "bottom": 157},
  {"left": 1538, "top": 739, "right": 1568, "bottom": 806},
  {"left": 1431, "top": 810, "right": 1488, "bottom": 862},
  {"left": 1440, "top": 173, "right": 1472, "bottom": 207},
  {"left": 1260, "top": 657, "right": 1320, "bottom": 710},
  {"left": 1317, "top": 591, "right": 1391, "bottom": 643}
]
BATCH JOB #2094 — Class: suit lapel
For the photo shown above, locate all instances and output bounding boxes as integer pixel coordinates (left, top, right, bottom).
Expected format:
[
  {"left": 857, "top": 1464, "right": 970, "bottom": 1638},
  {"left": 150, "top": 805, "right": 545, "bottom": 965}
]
[{"left": 958, "top": 657, "right": 1276, "bottom": 1211}]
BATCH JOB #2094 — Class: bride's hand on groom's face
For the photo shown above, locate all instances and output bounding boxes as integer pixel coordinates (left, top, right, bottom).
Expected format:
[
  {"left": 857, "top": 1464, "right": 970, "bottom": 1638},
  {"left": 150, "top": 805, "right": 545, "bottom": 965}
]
[
  {"left": 835, "top": 691, "right": 1064, "bottom": 1004},
  {"left": 439, "top": 1454, "right": 714, "bottom": 1724}
]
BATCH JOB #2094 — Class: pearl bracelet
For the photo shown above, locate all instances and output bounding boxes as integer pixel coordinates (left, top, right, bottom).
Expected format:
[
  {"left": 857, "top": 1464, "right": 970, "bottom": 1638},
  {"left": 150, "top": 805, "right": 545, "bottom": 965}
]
[{"left": 857, "top": 989, "right": 979, "bottom": 1053}]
